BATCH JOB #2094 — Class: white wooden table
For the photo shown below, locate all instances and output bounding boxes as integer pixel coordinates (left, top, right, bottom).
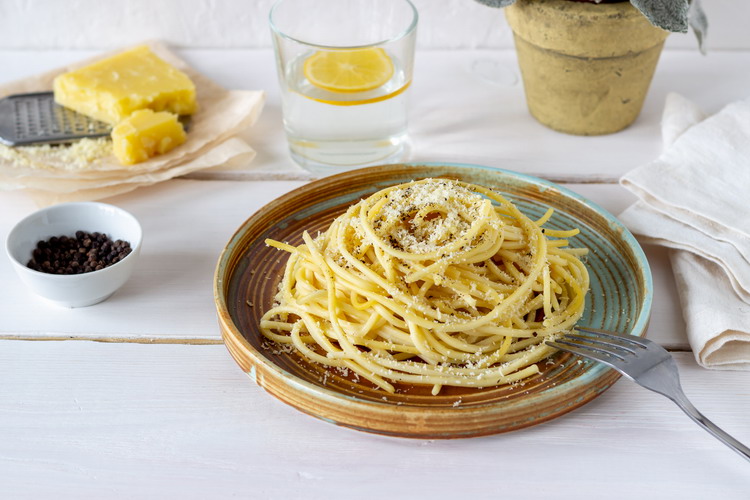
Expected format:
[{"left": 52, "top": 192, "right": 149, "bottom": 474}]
[{"left": 1, "top": 49, "right": 749, "bottom": 499}]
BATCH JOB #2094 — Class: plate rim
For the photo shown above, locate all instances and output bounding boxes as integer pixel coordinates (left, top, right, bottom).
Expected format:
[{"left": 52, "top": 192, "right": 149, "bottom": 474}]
[{"left": 214, "top": 162, "right": 653, "bottom": 437}]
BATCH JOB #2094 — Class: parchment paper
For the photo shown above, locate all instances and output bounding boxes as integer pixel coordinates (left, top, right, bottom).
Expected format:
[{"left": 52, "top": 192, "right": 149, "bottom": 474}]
[{"left": 0, "top": 40, "right": 265, "bottom": 205}]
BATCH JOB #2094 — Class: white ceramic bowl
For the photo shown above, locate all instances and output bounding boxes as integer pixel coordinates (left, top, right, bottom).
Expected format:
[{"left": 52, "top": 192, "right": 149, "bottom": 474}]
[{"left": 5, "top": 202, "right": 142, "bottom": 308}]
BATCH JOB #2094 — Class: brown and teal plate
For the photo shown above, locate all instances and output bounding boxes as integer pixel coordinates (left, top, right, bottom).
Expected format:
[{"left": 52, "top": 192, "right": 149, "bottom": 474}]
[{"left": 214, "top": 163, "right": 652, "bottom": 438}]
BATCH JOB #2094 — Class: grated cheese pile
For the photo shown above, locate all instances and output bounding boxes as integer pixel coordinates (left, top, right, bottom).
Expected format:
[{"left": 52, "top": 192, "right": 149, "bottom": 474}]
[
  {"left": 0, "top": 138, "right": 112, "bottom": 171},
  {"left": 371, "top": 179, "right": 498, "bottom": 255}
]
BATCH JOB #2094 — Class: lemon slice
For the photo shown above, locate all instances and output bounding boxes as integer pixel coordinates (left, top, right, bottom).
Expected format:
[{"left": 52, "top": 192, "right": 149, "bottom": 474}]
[{"left": 304, "top": 48, "right": 394, "bottom": 93}]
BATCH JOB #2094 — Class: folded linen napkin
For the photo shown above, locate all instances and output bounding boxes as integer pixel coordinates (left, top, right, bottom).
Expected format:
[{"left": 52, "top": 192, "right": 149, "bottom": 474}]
[{"left": 619, "top": 93, "right": 750, "bottom": 370}]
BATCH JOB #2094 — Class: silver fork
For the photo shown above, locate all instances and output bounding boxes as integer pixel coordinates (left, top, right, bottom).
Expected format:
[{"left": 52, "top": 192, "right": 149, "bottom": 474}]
[{"left": 547, "top": 327, "right": 750, "bottom": 463}]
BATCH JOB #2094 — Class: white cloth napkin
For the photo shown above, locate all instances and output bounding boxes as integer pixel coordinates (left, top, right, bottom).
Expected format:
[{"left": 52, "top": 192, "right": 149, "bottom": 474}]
[{"left": 619, "top": 92, "right": 750, "bottom": 370}]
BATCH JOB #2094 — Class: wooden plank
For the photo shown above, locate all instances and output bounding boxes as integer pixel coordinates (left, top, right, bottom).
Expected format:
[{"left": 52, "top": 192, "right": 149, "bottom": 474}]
[
  {"left": 0, "top": 179, "right": 303, "bottom": 340},
  {"left": 3, "top": 50, "right": 750, "bottom": 182},
  {"left": 191, "top": 48, "right": 750, "bottom": 183},
  {"left": 0, "top": 340, "right": 747, "bottom": 498},
  {"left": 1, "top": 180, "right": 687, "bottom": 349}
]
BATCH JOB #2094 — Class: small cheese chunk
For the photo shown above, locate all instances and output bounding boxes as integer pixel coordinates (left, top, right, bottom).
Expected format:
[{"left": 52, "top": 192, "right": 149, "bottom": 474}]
[
  {"left": 112, "top": 109, "right": 186, "bottom": 165},
  {"left": 53, "top": 45, "right": 197, "bottom": 125}
]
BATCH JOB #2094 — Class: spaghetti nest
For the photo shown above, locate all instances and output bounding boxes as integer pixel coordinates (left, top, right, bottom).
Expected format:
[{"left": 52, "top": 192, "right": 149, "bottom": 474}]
[{"left": 260, "top": 179, "right": 589, "bottom": 394}]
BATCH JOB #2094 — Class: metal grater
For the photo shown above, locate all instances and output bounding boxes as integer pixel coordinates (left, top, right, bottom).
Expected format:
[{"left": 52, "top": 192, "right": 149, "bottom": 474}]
[{"left": 0, "top": 91, "right": 111, "bottom": 147}]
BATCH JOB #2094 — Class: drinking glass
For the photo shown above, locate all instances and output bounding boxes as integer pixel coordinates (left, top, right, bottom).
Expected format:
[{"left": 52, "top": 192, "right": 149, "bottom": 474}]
[{"left": 270, "top": 0, "right": 418, "bottom": 175}]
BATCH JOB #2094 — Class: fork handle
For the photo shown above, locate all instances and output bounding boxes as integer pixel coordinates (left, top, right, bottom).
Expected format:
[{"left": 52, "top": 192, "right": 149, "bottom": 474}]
[{"left": 671, "top": 390, "right": 750, "bottom": 463}]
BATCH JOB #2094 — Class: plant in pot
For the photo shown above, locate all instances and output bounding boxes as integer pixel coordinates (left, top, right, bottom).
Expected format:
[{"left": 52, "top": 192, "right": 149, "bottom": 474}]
[{"left": 476, "top": 0, "right": 707, "bottom": 135}]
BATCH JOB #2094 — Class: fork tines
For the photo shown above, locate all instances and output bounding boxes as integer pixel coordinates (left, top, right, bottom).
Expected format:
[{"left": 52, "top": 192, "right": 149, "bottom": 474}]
[{"left": 546, "top": 327, "right": 653, "bottom": 365}]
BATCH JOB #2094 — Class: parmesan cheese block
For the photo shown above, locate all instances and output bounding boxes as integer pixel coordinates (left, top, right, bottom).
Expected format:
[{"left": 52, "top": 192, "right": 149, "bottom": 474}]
[
  {"left": 111, "top": 109, "right": 186, "bottom": 165},
  {"left": 53, "top": 45, "right": 197, "bottom": 125}
]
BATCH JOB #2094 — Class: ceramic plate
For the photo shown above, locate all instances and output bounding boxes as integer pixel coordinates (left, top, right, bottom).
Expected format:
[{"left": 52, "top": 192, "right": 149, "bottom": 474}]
[{"left": 214, "top": 163, "right": 652, "bottom": 438}]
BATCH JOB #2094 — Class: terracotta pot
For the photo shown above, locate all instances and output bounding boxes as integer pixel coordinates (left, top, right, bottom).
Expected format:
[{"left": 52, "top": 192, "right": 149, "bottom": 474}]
[{"left": 505, "top": 0, "right": 669, "bottom": 135}]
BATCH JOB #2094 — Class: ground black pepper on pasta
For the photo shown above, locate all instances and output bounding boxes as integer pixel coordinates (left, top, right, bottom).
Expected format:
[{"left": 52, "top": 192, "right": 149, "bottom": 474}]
[
  {"left": 260, "top": 178, "right": 590, "bottom": 394},
  {"left": 27, "top": 231, "right": 132, "bottom": 275}
]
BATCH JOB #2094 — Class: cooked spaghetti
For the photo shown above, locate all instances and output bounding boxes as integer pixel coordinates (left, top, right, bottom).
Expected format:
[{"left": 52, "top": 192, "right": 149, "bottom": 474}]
[{"left": 259, "top": 178, "right": 589, "bottom": 394}]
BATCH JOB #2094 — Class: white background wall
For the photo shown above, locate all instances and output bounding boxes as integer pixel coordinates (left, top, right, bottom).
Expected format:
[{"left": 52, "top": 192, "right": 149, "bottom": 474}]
[{"left": 0, "top": 0, "right": 747, "bottom": 51}]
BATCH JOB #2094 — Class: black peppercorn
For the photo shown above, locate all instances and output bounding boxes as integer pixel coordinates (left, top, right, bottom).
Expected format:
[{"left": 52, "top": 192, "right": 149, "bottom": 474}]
[{"left": 27, "top": 231, "right": 132, "bottom": 275}]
